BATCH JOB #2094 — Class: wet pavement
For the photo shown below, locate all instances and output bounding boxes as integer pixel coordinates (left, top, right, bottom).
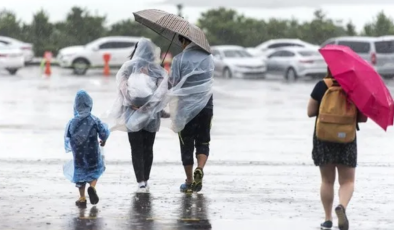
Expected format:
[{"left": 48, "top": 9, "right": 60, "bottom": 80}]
[{"left": 0, "top": 67, "right": 394, "bottom": 230}]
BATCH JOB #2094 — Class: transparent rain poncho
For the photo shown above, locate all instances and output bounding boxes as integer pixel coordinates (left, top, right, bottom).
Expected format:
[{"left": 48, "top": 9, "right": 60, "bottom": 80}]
[
  {"left": 63, "top": 90, "right": 110, "bottom": 183},
  {"left": 167, "top": 43, "right": 214, "bottom": 132},
  {"left": 104, "top": 38, "right": 169, "bottom": 133}
]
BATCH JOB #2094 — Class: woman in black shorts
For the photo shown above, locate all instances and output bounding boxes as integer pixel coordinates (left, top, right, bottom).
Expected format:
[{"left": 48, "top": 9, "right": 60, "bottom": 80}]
[{"left": 307, "top": 68, "right": 367, "bottom": 230}]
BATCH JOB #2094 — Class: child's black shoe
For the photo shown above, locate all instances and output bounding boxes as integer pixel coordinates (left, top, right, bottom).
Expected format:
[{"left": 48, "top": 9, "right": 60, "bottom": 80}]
[{"left": 88, "top": 186, "right": 99, "bottom": 205}]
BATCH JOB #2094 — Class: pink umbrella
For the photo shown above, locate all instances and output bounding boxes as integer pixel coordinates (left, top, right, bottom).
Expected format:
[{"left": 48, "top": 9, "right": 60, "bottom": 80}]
[{"left": 319, "top": 44, "right": 394, "bottom": 131}]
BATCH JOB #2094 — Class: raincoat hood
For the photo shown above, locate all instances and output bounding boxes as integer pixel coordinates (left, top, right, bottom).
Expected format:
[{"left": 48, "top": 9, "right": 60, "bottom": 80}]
[
  {"left": 74, "top": 90, "right": 93, "bottom": 118},
  {"left": 133, "top": 38, "right": 157, "bottom": 63}
]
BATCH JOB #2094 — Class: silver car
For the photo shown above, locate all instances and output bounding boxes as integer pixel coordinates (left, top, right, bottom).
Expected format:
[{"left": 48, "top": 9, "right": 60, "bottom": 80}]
[
  {"left": 211, "top": 45, "right": 267, "bottom": 79},
  {"left": 265, "top": 47, "right": 327, "bottom": 80},
  {"left": 321, "top": 36, "right": 394, "bottom": 79}
]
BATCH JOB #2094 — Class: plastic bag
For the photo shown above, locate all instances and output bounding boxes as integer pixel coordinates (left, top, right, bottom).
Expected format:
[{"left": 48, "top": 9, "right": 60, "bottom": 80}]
[{"left": 127, "top": 73, "right": 156, "bottom": 107}]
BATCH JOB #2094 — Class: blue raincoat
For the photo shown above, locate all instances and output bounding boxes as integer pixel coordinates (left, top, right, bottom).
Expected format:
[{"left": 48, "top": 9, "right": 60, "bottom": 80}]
[{"left": 64, "top": 90, "right": 110, "bottom": 183}]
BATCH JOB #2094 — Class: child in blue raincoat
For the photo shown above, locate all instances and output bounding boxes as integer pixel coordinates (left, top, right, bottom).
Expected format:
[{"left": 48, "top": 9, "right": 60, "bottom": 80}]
[{"left": 64, "top": 90, "right": 110, "bottom": 206}]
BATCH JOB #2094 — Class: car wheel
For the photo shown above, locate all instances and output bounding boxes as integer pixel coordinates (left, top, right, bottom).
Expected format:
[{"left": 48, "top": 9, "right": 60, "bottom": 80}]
[
  {"left": 6, "top": 68, "right": 18, "bottom": 75},
  {"left": 223, "top": 67, "right": 232, "bottom": 79},
  {"left": 285, "top": 68, "right": 298, "bottom": 81},
  {"left": 72, "top": 58, "right": 90, "bottom": 75}
]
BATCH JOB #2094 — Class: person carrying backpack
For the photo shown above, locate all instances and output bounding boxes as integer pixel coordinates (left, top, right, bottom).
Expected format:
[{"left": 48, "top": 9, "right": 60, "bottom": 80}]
[{"left": 307, "top": 68, "right": 368, "bottom": 230}]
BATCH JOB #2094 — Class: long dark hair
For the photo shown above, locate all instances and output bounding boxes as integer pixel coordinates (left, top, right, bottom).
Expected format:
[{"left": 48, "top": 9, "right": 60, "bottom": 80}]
[
  {"left": 129, "top": 42, "right": 139, "bottom": 60},
  {"left": 326, "top": 67, "right": 333, "bottom": 78}
]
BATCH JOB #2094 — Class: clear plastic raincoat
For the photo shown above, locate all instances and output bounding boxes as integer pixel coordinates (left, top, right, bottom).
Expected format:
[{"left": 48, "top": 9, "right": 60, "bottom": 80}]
[
  {"left": 63, "top": 90, "right": 110, "bottom": 183},
  {"left": 105, "top": 38, "right": 169, "bottom": 133},
  {"left": 168, "top": 43, "right": 214, "bottom": 132}
]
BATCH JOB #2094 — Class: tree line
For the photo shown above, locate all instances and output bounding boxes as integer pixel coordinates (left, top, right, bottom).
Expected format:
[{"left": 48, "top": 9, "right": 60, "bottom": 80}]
[{"left": 0, "top": 6, "right": 393, "bottom": 57}]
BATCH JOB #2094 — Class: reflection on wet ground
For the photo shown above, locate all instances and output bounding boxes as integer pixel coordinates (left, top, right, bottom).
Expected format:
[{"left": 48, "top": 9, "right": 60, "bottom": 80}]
[
  {"left": 69, "top": 206, "right": 103, "bottom": 230},
  {"left": 0, "top": 67, "right": 394, "bottom": 229},
  {"left": 63, "top": 193, "right": 212, "bottom": 230}
]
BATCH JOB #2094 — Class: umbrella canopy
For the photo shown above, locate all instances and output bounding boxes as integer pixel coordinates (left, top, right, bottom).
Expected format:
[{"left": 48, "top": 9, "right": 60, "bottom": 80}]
[
  {"left": 133, "top": 9, "right": 211, "bottom": 54},
  {"left": 319, "top": 44, "right": 394, "bottom": 131}
]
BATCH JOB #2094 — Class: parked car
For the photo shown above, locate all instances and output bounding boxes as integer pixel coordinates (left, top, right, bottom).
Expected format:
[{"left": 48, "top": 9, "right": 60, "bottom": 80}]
[
  {"left": 252, "top": 39, "right": 319, "bottom": 58},
  {"left": 321, "top": 36, "right": 394, "bottom": 79},
  {"left": 57, "top": 36, "right": 158, "bottom": 75},
  {"left": 0, "top": 36, "right": 34, "bottom": 63},
  {"left": 0, "top": 43, "right": 25, "bottom": 75},
  {"left": 265, "top": 47, "right": 327, "bottom": 80},
  {"left": 211, "top": 45, "right": 267, "bottom": 79}
]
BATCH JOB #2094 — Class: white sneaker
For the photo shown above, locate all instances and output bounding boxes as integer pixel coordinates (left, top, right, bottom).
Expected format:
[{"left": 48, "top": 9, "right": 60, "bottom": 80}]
[
  {"left": 144, "top": 181, "right": 150, "bottom": 192},
  {"left": 136, "top": 186, "right": 147, "bottom": 193}
]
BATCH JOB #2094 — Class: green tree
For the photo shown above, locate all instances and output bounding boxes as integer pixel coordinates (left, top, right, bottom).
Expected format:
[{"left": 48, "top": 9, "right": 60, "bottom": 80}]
[
  {"left": 109, "top": 19, "right": 154, "bottom": 37},
  {"left": 63, "top": 7, "right": 106, "bottom": 45},
  {"left": 26, "top": 10, "right": 54, "bottom": 56},
  {"left": 363, "top": 11, "right": 394, "bottom": 36},
  {"left": 198, "top": 8, "right": 247, "bottom": 45},
  {"left": 301, "top": 10, "right": 347, "bottom": 45},
  {"left": 346, "top": 21, "right": 357, "bottom": 36},
  {"left": 0, "top": 10, "right": 22, "bottom": 39},
  {"left": 108, "top": 19, "right": 181, "bottom": 58}
]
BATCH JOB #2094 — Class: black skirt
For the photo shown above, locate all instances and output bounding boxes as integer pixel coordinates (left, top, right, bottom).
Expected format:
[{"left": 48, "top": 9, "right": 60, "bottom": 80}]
[{"left": 312, "top": 135, "right": 358, "bottom": 168}]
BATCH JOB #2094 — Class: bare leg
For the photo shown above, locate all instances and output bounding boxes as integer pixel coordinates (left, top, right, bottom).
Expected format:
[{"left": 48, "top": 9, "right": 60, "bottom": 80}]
[
  {"left": 184, "top": 165, "right": 193, "bottom": 183},
  {"left": 78, "top": 185, "right": 86, "bottom": 198},
  {"left": 89, "top": 180, "right": 97, "bottom": 188},
  {"left": 319, "top": 164, "right": 336, "bottom": 221},
  {"left": 196, "top": 154, "right": 208, "bottom": 169},
  {"left": 337, "top": 165, "right": 355, "bottom": 209}
]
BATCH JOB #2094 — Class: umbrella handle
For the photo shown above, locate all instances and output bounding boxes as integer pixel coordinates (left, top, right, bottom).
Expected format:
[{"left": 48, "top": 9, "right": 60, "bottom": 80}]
[{"left": 161, "top": 33, "right": 176, "bottom": 66}]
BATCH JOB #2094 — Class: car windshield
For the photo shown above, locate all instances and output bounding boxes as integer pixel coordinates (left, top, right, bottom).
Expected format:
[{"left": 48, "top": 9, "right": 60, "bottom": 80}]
[
  {"left": 223, "top": 49, "right": 252, "bottom": 58},
  {"left": 84, "top": 38, "right": 103, "bottom": 47},
  {"left": 337, "top": 41, "right": 371, "bottom": 54},
  {"left": 298, "top": 51, "right": 320, "bottom": 56},
  {"left": 374, "top": 40, "right": 394, "bottom": 54}
]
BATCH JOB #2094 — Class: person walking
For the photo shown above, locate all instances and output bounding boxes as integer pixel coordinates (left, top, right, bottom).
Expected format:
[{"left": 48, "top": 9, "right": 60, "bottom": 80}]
[
  {"left": 169, "top": 35, "right": 214, "bottom": 193},
  {"left": 106, "top": 38, "right": 168, "bottom": 193},
  {"left": 307, "top": 68, "right": 368, "bottom": 230},
  {"left": 64, "top": 90, "right": 110, "bottom": 207}
]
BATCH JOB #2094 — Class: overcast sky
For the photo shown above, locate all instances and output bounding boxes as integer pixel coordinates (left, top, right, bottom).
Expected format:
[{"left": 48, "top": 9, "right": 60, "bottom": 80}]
[
  {"left": 165, "top": 0, "right": 394, "bottom": 8},
  {"left": 2, "top": 0, "right": 394, "bottom": 32}
]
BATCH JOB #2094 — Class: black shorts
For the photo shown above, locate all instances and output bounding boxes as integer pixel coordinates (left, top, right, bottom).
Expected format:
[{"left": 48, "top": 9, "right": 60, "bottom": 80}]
[
  {"left": 75, "top": 182, "right": 86, "bottom": 188},
  {"left": 178, "top": 108, "right": 213, "bottom": 166}
]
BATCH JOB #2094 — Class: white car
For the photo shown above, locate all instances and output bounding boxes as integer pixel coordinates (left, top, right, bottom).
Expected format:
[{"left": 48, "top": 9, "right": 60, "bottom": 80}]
[
  {"left": 0, "top": 36, "right": 34, "bottom": 63},
  {"left": 0, "top": 43, "right": 25, "bottom": 75},
  {"left": 211, "top": 45, "right": 267, "bottom": 79},
  {"left": 57, "top": 36, "right": 151, "bottom": 75},
  {"left": 266, "top": 47, "right": 327, "bottom": 80},
  {"left": 253, "top": 39, "right": 320, "bottom": 58}
]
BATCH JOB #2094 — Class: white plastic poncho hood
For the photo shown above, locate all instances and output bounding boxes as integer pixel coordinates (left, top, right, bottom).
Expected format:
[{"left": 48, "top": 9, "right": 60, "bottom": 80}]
[
  {"left": 168, "top": 43, "right": 214, "bottom": 132},
  {"left": 104, "top": 38, "right": 169, "bottom": 132}
]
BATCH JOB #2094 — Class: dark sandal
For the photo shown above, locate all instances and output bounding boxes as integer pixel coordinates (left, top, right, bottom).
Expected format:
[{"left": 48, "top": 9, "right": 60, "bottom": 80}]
[{"left": 87, "top": 187, "right": 99, "bottom": 205}]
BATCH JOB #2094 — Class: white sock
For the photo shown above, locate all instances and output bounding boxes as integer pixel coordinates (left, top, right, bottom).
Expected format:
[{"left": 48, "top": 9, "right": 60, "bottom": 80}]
[
  {"left": 144, "top": 181, "right": 148, "bottom": 187},
  {"left": 138, "top": 182, "right": 145, "bottom": 188}
]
